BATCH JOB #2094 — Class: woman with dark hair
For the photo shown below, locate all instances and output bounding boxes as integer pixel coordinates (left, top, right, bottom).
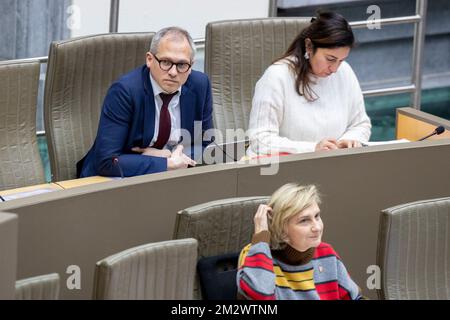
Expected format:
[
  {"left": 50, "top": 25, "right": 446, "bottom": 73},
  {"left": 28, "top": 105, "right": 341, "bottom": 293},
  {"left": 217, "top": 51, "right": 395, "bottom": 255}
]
[{"left": 247, "top": 11, "right": 371, "bottom": 155}]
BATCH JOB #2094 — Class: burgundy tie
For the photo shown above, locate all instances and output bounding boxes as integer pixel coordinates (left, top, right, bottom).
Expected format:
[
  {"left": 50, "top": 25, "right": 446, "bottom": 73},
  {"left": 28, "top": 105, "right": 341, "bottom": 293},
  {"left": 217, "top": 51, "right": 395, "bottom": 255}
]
[{"left": 153, "top": 92, "right": 177, "bottom": 149}]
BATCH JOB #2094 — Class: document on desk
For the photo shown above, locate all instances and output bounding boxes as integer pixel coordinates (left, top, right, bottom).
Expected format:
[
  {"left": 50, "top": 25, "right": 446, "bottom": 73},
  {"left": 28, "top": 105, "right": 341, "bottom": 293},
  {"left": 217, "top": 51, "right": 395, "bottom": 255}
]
[
  {"left": 2, "top": 188, "right": 58, "bottom": 201},
  {"left": 363, "top": 139, "right": 410, "bottom": 146}
]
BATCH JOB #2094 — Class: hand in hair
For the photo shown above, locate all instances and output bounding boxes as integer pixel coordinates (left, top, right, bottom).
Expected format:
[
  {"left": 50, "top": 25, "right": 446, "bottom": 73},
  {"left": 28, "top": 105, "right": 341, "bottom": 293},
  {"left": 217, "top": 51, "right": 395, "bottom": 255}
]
[
  {"left": 315, "top": 139, "right": 339, "bottom": 151},
  {"left": 254, "top": 204, "right": 272, "bottom": 234}
]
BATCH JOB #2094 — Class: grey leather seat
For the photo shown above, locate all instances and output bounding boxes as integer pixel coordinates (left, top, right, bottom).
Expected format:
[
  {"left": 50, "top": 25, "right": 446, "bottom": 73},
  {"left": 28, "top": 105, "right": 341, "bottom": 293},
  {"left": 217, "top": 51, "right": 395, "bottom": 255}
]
[
  {"left": 93, "top": 238, "right": 198, "bottom": 300},
  {"left": 44, "top": 32, "right": 154, "bottom": 181},
  {"left": 377, "top": 197, "right": 450, "bottom": 299},
  {"left": 204, "top": 18, "right": 310, "bottom": 135},
  {"left": 15, "top": 273, "right": 60, "bottom": 300},
  {"left": 0, "top": 60, "right": 45, "bottom": 190},
  {"left": 173, "top": 196, "right": 269, "bottom": 298}
]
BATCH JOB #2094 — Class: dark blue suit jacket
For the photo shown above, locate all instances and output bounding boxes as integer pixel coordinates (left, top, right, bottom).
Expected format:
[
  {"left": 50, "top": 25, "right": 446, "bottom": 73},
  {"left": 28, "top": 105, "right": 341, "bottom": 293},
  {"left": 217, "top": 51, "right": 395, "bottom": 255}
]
[{"left": 78, "top": 65, "right": 213, "bottom": 178}]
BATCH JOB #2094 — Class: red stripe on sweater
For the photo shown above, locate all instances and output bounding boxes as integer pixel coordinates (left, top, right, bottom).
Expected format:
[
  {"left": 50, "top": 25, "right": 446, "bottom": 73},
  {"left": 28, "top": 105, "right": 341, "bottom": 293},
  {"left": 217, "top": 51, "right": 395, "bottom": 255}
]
[
  {"left": 318, "top": 290, "right": 340, "bottom": 300},
  {"left": 245, "top": 253, "right": 272, "bottom": 263},
  {"left": 240, "top": 278, "right": 275, "bottom": 300},
  {"left": 316, "top": 281, "right": 340, "bottom": 300},
  {"left": 244, "top": 253, "right": 273, "bottom": 270},
  {"left": 316, "top": 280, "right": 339, "bottom": 292},
  {"left": 242, "top": 259, "right": 274, "bottom": 272},
  {"left": 338, "top": 285, "right": 351, "bottom": 300},
  {"left": 316, "top": 281, "right": 338, "bottom": 292},
  {"left": 314, "top": 242, "right": 341, "bottom": 259}
]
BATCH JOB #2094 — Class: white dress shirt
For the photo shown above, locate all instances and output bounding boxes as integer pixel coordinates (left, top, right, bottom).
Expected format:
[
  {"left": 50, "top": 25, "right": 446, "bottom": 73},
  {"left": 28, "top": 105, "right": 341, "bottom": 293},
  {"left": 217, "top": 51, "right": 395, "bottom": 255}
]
[{"left": 149, "top": 73, "right": 182, "bottom": 150}]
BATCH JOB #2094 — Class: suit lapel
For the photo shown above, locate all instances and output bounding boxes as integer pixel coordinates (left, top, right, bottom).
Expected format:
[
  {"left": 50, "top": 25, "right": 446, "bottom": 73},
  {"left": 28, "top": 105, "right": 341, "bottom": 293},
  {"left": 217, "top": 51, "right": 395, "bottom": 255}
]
[
  {"left": 142, "top": 67, "right": 156, "bottom": 147},
  {"left": 180, "top": 84, "right": 195, "bottom": 135}
]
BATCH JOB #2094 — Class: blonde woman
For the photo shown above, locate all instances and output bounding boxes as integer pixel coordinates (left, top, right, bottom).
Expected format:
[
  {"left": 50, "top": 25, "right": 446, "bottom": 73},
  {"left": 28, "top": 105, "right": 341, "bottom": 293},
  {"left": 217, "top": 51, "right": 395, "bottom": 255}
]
[{"left": 237, "top": 183, "right": 363, "bottom": 300}]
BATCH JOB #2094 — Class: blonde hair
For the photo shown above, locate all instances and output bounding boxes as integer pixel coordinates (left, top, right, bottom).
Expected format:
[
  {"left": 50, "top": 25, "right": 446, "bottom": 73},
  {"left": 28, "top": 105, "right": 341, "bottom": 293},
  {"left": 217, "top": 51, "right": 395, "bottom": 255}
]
[{"left": 268, "top": 183, "right": 321, "bottom": 250}]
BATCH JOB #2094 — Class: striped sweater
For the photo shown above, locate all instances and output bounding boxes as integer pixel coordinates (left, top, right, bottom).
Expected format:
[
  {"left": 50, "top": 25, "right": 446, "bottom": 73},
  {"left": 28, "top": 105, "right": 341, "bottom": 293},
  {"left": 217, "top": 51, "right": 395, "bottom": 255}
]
[{"left": 237, "top": 235, "right": 362, "bottom": 300}]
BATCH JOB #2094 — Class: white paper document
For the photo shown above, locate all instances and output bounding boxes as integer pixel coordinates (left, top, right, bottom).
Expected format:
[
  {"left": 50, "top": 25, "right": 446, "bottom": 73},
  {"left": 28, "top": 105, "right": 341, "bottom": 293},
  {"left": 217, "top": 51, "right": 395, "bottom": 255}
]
[{"left": 363, "top": 139, "right": 410, "bottom": 147}]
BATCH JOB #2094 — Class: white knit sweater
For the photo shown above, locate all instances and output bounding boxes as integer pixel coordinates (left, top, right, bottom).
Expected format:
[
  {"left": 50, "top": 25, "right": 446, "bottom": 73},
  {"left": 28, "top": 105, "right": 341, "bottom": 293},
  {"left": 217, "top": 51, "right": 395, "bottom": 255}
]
[{"left": 247, "top": 59, "right": 371, "bottom": 155}]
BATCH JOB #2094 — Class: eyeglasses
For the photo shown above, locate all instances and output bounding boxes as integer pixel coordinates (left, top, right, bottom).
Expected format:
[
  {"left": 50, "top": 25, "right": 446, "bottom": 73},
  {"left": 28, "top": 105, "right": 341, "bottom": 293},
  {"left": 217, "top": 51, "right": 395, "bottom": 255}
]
[{"left": 153, "top": 55, "right": 192, "bottom": 73}]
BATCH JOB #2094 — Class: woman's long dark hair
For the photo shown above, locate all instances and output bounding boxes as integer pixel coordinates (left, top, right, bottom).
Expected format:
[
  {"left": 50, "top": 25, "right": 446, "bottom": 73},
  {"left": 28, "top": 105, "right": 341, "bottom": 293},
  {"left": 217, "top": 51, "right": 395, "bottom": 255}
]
[{"left": 276, "top": 11, "right": 355, "bottom": 102}]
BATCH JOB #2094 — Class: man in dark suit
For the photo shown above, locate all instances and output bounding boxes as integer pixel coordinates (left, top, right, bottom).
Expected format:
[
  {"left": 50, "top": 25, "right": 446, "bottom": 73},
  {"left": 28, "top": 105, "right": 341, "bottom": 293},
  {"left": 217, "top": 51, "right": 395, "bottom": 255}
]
[{"left": 77, "top": 26, "right": 213, "bottom": 178}]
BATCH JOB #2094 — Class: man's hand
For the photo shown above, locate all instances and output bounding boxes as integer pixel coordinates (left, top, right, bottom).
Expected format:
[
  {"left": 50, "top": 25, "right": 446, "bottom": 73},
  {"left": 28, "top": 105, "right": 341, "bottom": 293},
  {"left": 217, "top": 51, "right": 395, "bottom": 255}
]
[
  {"left": 315, "top": 139, "right": 339, "bottom": 151},
  {"left": 337, "top": 140, "right": 362, "bottom": 149},
  {"left": 132, "top": 146, "right": 172, "bottom": 158},
  {"left": 254, "top": 204, "right": 272, "bottom": 234},
  {"left": 167, "top": 145, "right": 196, "bottom": 170}
]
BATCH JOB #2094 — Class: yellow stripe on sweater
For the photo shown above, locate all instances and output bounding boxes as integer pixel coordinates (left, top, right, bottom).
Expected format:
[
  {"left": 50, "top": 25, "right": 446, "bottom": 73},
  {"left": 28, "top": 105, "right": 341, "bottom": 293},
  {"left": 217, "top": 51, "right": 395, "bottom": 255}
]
[
  {"left": 238, "top": 244, "right": 252, "bottom": 267},
  {"left": 239, "top": 243, "right": 315, "bottom": 291},
  {"left": 274, "top": 266, "right": 315, "bottom": 291}
]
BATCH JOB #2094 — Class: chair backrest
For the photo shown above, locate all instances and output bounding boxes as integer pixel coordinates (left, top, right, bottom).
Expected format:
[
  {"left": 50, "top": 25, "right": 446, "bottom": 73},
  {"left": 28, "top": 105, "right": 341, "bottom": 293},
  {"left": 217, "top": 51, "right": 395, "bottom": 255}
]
[
  {"left": 377, "top": 197, "right": 450, "bottom": 300},
  {"left": 44, "top": 32, "right": 154, "bottom": 181},
  {"left": 173, "top": 196, "right": 269, "bottom": 299},
  {"left": 0, "top": 61, "right": 45, "bottom": 190},
  {"left": 93, "top": 238, "right": 198, "bottom": 300},
  {"left": 205, "top": 18, "right": 310, "bottom": 135},
  {"left": 15, "top": 273, "right": 60, "bottom": 300}
]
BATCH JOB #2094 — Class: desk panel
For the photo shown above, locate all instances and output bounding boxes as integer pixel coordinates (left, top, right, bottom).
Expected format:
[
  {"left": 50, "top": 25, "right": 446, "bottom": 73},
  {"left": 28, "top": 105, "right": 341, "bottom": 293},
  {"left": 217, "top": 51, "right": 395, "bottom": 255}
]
[
  {"left": 1, "top": 166, "right": 238, "bottom": 299},
  {"left": 0, "top": 212, "right": 18, "bottom": 299}
]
